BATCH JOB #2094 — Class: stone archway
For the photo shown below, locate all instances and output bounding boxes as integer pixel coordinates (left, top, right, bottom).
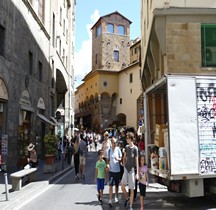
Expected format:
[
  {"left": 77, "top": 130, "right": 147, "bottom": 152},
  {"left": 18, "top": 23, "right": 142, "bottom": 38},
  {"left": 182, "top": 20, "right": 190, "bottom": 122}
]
[{"left": 116, "top": 113, "right": 126, "bottom": 126}]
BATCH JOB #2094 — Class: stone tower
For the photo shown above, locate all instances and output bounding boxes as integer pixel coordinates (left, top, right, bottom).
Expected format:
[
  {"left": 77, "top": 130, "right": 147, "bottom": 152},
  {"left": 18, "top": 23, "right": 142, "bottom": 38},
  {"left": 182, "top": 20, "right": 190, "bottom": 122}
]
[{"left": 91, "top": 11, "right": 131, "bottom": 72}]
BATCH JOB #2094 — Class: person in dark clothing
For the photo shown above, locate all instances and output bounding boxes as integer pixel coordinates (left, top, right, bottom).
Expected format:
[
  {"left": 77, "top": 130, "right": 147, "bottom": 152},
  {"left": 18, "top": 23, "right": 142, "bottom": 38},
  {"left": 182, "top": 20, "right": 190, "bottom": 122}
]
[
  {"left": 119, "top": 128, "right": 127, "bottom": 148},
  {"left": 118, "top": 141, "right": 124, "bottom": 181},
  {"left": 73, "top": 136, "right": 80, "bottom": 179}
]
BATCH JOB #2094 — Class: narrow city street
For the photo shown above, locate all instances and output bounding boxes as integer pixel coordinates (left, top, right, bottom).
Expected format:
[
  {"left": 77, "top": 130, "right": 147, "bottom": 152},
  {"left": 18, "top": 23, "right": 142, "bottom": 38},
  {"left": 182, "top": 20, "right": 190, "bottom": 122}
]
[{"left": 18, "top": 144, "right": 216, "bottom": 210}]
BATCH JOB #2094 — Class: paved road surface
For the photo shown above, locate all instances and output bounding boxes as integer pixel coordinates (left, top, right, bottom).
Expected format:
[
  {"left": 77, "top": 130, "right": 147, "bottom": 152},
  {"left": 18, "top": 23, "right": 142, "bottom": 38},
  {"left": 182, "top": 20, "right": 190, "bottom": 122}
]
[{"left": 19, "top": 148, "right": 216, "bottom": 210}]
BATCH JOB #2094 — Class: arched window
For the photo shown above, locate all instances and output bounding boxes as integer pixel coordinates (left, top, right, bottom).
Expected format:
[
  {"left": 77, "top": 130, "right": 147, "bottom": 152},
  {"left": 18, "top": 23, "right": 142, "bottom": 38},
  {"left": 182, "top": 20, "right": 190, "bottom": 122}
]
[
  {"left": 118, "top": 25, "right": 125, "bottom": 35},
  {"left": 107, "top": 23, "right": 114, "bottom": 33},
  {"left": 96, "top": 25, "right": 102, "bottom": 37}
]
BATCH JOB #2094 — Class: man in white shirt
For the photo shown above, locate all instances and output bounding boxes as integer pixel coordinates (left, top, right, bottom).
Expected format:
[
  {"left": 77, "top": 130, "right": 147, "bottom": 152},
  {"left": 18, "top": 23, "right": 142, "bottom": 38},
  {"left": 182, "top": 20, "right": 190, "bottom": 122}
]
[{"left": 107, "top": 137, "right": 122, "bottom": 207}]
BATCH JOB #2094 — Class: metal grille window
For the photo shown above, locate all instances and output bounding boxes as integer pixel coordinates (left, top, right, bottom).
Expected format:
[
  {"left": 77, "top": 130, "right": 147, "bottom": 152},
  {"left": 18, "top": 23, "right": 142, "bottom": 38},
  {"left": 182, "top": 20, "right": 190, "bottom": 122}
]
[{"left": 201, "top": 24, "right": 216, "bottom": 67}]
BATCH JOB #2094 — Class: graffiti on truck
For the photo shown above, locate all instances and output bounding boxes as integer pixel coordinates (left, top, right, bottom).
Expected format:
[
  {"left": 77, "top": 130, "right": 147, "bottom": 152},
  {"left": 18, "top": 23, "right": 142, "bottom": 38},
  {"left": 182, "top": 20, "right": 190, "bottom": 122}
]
[{"left": 197, "top": 80, "right": 216, "bottom": 174}]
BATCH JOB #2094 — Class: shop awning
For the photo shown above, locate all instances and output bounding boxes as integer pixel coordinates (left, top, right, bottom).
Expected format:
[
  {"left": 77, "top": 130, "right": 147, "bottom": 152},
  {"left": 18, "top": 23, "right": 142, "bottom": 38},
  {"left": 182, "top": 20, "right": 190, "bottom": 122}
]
[
  {"left": 37, "top": 113, "right": 55, "bottom": 126},
  {"left": 50, "top": 116, "right": 60, "bottom": 126}
]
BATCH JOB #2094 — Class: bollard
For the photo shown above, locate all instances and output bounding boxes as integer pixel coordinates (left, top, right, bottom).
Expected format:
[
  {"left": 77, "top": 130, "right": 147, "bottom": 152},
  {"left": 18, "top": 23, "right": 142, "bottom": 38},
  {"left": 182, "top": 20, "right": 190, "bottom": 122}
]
[{"left": 4, "top": 173, "right": 9, "bottom": 201}]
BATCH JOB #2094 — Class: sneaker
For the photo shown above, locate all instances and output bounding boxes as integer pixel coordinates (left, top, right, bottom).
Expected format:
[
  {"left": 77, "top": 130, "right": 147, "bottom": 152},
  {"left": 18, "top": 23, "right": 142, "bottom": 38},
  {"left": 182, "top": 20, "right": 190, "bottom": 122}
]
[
  {"left": 98, "top": 200, "right": 102, "bottom": 205},
  {"left": 114, "top": 196, "right": 118, "bottom": 203},
  {"left": 124, "top": 198, "right": 129, "bottom": 207},
  {"left": 108, "top": 200, "right": 113, "bottom": 207},
  {"left": 97, "top": 194, "right": 100, "bottom": 202},
  {"left": 129, "top": 206, "right": 133, "bottom": 210}
]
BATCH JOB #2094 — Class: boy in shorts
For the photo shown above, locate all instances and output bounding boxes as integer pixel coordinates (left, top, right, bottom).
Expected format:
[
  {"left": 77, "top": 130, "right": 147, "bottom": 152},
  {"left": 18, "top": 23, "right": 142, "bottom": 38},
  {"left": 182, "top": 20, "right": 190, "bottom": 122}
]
[
  {"left": 121, "top": 132, "right": 139, "bottom": 210},
  {"left": 95, "top": 149, "right": 106, "bottom": 205}
]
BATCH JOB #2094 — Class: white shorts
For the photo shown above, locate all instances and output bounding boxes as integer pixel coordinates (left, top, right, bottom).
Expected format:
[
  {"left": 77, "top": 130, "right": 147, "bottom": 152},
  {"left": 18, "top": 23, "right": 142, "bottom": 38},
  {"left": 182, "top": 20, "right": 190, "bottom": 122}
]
[
  {"left": 79, "top": 156, "right": 86, "bottom": 165},
  {"left": 121, "top": 167, "right": 135, "bottom": 189}
]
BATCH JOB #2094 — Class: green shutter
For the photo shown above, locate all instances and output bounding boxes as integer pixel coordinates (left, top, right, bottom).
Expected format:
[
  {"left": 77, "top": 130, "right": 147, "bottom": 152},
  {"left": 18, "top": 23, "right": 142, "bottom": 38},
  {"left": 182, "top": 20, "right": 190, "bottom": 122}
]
[{"left": 201, "top": 24, "right": 216, "bottom": 67}]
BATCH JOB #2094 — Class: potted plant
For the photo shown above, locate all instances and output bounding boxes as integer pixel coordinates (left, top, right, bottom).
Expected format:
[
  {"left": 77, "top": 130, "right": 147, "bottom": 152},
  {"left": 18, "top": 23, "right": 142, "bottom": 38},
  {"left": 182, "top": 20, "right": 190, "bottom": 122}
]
[{"left": 44, "top": 132, "right": 58, "bottom": 164}]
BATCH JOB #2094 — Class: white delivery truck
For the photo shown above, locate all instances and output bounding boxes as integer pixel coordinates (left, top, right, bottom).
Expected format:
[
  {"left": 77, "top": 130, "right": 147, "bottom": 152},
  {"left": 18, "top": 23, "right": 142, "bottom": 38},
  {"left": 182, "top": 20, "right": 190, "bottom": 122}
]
[{"left": 144, "top": 74, "right": 216, "bottom": 197}]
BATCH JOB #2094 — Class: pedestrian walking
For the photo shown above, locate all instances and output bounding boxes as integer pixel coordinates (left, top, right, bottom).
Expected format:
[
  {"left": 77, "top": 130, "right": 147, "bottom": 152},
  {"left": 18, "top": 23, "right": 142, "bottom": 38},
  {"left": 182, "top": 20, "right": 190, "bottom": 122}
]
[
  {"left": 73, "top": 136, "right": 80, "bottom": 179},
  {"left": 57, "top": 139, "right": 63, "bottom": 161},
  {"left": 79, "top": 133, "right": 87, "bottom": 179},
  {"left": 107, "top": 137, "right": 122, "bottom": 207},
  {"left": 119, "top": 128, "right": 127, "bottom": 148},
  {"left": 139, "top": 155, "right": 149, "bottom": 210},
  {"left": 118, "top": 141, "right": 124, "bottom": 182},
  {"left": 121, "top": 132, "right": 139, "bottom": 210},
  {"left": 101, "top": 131, "right": 111, "bottom": 183},
  {"left": 95, "top": 149, "right": 106, "bottom": 205},
  {"left": 67, "top": 140, "right": 74, "bottom": 164}
]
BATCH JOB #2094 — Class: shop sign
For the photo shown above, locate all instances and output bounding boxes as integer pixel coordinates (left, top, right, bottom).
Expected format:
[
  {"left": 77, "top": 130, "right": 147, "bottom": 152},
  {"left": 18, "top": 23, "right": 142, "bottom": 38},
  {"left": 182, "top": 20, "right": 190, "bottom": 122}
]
[
  {"left": 37, "top": 97, "right": 45, "bottom": 110},
  {"left": 19, "top": 90, "right": 31, "bottom": 107}
]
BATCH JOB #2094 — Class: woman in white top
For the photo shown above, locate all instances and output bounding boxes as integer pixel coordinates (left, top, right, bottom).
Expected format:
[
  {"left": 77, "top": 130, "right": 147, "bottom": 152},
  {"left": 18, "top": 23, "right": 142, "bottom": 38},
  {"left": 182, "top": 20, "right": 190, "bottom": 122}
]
[
  {"left": 101, "top": 131, "right": 111, "bottom": 183},
  {"left": 102, "top": 131, "right": 111, "bottom": 161}
]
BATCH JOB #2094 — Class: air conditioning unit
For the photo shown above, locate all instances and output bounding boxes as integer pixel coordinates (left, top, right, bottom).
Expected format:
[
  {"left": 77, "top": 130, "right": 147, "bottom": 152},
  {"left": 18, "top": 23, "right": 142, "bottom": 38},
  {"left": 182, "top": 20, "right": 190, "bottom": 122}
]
[{"left": 206, "top": 46, "right": 216, "bottom": 66}]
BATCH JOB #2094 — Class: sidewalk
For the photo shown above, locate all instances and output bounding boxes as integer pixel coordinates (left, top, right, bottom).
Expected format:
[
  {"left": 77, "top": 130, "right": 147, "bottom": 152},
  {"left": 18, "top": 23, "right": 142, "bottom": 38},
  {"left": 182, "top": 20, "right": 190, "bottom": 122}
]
[{"left": 0, "top": 159, "right": 72, "bottom": 210}]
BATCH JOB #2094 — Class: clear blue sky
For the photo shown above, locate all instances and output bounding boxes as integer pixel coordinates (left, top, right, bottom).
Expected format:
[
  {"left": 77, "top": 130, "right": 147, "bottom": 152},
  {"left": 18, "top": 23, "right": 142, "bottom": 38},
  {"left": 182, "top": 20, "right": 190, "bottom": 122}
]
[{"left": 74, "top": 0, "right": 141, "bottom": 88}]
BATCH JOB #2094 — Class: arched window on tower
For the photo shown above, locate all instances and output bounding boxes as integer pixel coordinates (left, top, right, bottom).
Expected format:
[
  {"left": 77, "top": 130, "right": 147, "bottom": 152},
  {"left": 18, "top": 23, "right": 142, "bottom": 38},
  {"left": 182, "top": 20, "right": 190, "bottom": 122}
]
[
  {"left": 107, "top": 23, "right": 114, "bottom": 33},
  {"left": 118, "top": 25, "right": 125, "bottom": 35},
  {"left": 96, "top": 25, "right": 102, "bottom": 37}
]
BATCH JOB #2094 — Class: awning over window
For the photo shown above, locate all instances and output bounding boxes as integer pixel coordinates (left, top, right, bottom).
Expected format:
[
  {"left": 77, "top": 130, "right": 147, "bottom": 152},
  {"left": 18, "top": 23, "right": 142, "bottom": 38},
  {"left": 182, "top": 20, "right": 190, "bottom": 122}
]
[
  {"left": 37, "top": 113, "right": 55, "bottom": 126},
  {"left": 50, "top": 116, "right": 60, "bottom": 126}
]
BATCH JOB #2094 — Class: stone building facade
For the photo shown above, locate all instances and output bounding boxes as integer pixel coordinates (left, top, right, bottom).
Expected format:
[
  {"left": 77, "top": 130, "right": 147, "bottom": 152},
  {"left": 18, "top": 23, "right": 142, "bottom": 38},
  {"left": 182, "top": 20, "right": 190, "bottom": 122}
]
[
  {"left": 91, "top": 12, "right": 131, "bottom": 72},
  {"left": 140, "top": 0, "right": 216, "bottom": 144},
  {"left": 141, "top": 0, "right": 216, "bottom": 90},
  {"left": 0, "top": 0, "right": 75, "bottom": 171},
  {"left": 75, "top": 12, "right": 142, "bottom": 132}
]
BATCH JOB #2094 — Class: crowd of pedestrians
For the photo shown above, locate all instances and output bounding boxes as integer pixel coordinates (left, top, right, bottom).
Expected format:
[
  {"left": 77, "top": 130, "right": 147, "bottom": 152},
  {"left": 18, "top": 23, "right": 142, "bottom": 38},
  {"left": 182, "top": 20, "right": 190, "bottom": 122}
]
[
  {"left": 95, "top": 127, "right": 148, "bottom": 210},
  {"left": 60, "top": 127, "right": 148, "bottom": 210}
]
